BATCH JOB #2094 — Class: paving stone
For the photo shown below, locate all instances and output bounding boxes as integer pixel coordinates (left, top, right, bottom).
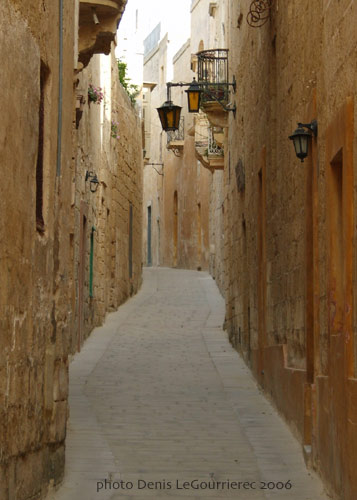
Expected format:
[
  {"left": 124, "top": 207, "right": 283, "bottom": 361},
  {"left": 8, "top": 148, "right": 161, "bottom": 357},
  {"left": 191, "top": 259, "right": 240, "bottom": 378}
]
[{"left": 49, "top": 268, "right": 329, "bottom": 500}]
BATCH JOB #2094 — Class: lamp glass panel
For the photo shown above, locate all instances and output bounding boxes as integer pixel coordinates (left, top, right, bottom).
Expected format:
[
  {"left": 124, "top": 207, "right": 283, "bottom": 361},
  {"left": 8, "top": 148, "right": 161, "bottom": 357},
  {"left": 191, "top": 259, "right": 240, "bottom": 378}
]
[
  {"left": 187, "top": 91, "right": 200, "bottom": 112},
  {"left": 294, "top": 136, "right": 302, "bottom": 155},
  {"left": 166, "top": 109, "right": 174, "bottom": 129},
  {"left": 173, "top": 108, "right": 181, "bottom": 129},
  {"left": 300, "top": 135, "right": 308, "bottom": 155}
]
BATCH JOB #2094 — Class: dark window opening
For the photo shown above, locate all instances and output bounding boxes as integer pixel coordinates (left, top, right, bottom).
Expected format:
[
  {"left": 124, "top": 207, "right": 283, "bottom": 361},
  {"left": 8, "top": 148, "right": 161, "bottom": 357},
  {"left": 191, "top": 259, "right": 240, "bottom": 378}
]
[{"left": 36, "top": 61, "right": 49, "bottom": 233}]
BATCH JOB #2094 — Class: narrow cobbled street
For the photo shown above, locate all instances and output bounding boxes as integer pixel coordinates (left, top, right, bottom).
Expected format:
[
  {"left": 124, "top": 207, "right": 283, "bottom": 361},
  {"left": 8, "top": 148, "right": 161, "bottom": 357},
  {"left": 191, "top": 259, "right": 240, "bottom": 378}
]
[{"left": 50, "top": 268, "right": 329, "bottom": 500}]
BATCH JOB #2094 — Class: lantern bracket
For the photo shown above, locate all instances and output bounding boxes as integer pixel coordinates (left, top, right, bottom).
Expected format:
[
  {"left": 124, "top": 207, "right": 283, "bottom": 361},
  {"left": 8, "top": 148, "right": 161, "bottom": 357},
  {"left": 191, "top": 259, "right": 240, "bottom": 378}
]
[
  {"left": 85, "top": 170, "right": 100, "bottom": 192},
  {"left": 166, "top": 77, "right": 236, "bottom": 96},
  {"left": 145, "top": 163, "right": 164, "bottom": 176},
  {"left": 166, "top": 75, "right": 236, "bottom": 115},
  {"left": 297, "top": 120, "right": 318, "bottom": 137}
]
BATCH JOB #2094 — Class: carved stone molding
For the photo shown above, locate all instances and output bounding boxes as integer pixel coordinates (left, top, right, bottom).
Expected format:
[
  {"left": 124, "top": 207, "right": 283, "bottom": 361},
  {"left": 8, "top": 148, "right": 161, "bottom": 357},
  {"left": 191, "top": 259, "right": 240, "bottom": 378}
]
[{"left": 78, "top": 0, "right": 127, "bottom": 68}]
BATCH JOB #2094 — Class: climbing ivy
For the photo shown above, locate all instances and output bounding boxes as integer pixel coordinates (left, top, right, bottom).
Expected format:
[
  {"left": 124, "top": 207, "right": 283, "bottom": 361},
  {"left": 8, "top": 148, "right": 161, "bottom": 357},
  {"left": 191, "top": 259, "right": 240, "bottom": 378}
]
[{"left": 117, "top": 59, "right": 139, "bottom": 105}]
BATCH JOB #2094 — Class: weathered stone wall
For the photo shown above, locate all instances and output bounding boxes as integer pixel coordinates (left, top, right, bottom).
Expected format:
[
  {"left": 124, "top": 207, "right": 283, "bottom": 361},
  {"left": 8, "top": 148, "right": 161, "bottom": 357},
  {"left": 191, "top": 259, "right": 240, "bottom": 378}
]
[
  {"left": 0, "top": 1, "right": 141, "bottom": 498},
  {"left": 162, "top": 42, "right": 211, "bottom": 271},
  {"left": 142, "top": 34, "right": 212, "bottom": 271},
  {"left": 223, "top": 1, "right": 357, "bottom": 498},
  {"left": 209, "top": 170, "right": 225, "bottom": 291},
  {"left": 190, "top": 0, "right": 227, "bottom": 291},
  {"left": 142, "top": 35, "right": 168, "bottom": 268},
  {"left": 72, "top": 51, "right": 143, "bottom": 351},
  {"left": 0, "top": 0, "right": 75, "bottom": 497}
]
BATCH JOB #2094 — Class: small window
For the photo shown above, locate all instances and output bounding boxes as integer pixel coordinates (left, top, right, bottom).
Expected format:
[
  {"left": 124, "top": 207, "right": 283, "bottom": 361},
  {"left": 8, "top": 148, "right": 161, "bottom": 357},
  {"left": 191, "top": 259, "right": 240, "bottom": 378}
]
[{"left": 36, "top": 61, "right": 50, "bottom": 233}]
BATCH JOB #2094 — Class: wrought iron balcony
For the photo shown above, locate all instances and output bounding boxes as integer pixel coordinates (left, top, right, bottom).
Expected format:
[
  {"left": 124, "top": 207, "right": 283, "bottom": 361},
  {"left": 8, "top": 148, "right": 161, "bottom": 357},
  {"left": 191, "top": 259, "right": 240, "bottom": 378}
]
[
  {"left": 197, "top": 49, "right": 235, "bottom": 127},
  {"left": 197, "top": 49, "right": 230, "bottom": 104}
]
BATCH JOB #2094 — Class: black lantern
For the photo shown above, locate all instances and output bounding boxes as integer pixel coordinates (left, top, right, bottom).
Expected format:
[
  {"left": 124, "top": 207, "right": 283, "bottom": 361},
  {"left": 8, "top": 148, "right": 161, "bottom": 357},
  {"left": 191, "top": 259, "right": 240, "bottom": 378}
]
[
  {"left": 185, "top": 78, "right": 202, "bottom": 113},
  {"left": 157, "top": 101, "right": 182, "bottom": 132},
  {"left": 289, "top": 120, "right": 318, "bottom": 163},
  {"left": 89, "top": 174, "right": 99, "bottom": 193},
  {"left": 85, "top": 171, "right": 100, "bottom": 193}
]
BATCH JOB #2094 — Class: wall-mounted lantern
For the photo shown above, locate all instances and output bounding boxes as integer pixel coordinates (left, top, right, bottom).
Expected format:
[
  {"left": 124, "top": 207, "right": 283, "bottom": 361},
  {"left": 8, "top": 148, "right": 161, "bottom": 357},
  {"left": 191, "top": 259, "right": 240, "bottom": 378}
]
[
  {"left": 157, "top": 76, "right": 236, "bottom": 132},
  {"left": 289, "top": 120, "right": 318, "bottom": 162},
  {"left": 85, "top": 171, "right": 100, "bottom": 192}
]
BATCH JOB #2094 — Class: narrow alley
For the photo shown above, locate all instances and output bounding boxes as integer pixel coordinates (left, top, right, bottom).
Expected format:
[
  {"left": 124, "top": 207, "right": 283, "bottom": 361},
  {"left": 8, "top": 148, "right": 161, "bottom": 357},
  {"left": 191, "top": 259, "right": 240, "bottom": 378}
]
[{"left": 49, "top": 268, "right": 328, "bottom": 500}]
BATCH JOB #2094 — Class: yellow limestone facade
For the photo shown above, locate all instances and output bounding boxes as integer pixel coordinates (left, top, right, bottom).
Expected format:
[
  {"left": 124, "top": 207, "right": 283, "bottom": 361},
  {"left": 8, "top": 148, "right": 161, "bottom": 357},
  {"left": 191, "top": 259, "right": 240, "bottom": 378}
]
[{"left": 0, "top": 1, "right": 142, "bottom": 498}]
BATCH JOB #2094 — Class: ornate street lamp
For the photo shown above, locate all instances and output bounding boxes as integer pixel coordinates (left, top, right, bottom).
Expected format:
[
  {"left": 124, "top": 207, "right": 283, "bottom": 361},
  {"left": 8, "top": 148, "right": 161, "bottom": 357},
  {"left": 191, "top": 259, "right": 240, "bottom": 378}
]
[
  {"left": 157, "top": 100, "right": 182, "bottom": 132},
  {"left": 185, "top": 78, "right": 202, "bottom": 113},
  {"left": 289, "top": 120, "right": 318, "bottom": 162}
]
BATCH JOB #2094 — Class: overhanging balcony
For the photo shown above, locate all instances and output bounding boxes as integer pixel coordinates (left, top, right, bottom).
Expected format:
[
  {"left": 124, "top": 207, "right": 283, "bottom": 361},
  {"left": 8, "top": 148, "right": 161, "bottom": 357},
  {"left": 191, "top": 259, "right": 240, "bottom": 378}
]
[
  {"left": 197, "top": 49, "right": 234, "bottom": 128},
  {"left": 194, "top": 115, "right": 224, "bottom": 171},
  {"left": 78, "top": 0, "right": 127, "bottom": 68}
]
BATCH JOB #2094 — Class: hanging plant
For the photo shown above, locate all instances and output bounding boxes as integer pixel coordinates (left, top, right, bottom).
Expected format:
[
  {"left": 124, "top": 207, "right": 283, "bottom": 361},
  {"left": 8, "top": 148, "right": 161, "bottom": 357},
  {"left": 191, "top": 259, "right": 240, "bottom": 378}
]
[
  {"left": 111, "top": 120, "right": 120, "bottom": 139},
  {"left": 88, "top": 84, "right": 104, "bottom": 104}
]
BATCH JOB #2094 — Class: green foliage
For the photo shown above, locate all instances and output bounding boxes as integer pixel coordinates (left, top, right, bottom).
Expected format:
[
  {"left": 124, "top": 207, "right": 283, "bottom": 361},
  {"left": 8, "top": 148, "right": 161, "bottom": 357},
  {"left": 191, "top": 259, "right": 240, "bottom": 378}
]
[{"left": 117, "top": 59, "right": 139, "bottom": 105}]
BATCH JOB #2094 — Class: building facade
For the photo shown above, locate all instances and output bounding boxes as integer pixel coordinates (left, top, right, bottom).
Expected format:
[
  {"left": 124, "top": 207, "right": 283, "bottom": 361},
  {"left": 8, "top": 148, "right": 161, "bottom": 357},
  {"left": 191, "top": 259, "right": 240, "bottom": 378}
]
[
  {"left": 72, "top": 51, "right": 143, "bottom": 352},
  {"left": 0, "top": 1, "right": 142, "bottom": 498},
  {"left": 142, "top": 0, "right": 357, "bottom": 498},
  {"left": 222, "top": 1, "right": 357, "bottom": 499},
  {"left": 141, "top": 0, "right": 228, "bottom": 274}
]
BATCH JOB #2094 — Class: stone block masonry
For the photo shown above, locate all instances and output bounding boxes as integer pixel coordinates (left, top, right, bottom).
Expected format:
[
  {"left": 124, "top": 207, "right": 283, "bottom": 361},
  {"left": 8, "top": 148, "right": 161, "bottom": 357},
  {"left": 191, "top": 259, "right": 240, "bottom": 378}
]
[
  {"left": 0, "top": 1, "right": 142, "bottom": 499},
  {"left": 72, "top": 52, "right": 143, "bottom": 351},
  {"left": 222, "top": 1, "right": 357, "bottom": 498}
]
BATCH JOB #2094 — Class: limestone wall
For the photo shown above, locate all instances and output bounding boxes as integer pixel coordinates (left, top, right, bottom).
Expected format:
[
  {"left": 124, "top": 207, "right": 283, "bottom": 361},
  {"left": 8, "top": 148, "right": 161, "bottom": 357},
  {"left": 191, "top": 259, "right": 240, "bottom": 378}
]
[
  {"left": 72, "top": 52, "right": 143, "bottom": 351},
  {"left": 161, "top": 41, "right": 211, "bottom": 271},
  {"left": 141, "top": 2, "right": 223, "bottom": 273},
  {"left": 0, "top": 0, "right": 75, "bottom": 497},
  {"left": 142, "top": 33, "right": 212, "bottom": 272},
  {"left": 223, "top": 1, "right": 357, "bottom": 498},
  {"left": 142, "top": 35, "right": 168, "bottom": 268},
  {"left": 190, "top": 0, "right": 227, "bottom": 290},
  {"left": 209, "top": 170, "right": 225, "bottom": 291},
  {"left": 0, "top": 1, "right": 142, "bottom": 498}
]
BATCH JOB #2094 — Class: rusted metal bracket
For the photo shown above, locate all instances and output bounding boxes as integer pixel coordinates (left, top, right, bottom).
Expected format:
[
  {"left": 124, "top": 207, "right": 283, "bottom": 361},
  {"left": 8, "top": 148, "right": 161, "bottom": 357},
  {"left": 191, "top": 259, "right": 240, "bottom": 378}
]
[{"left": 247, "top": 0, "right": 273, "bottom": 28}]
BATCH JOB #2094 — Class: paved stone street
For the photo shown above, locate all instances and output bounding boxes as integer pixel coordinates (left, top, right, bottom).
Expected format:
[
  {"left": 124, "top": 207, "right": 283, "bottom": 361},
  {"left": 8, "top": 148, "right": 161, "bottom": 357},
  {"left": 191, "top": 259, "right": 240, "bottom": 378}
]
[{"left": 49, "top": 268, "right": 329, "bottom": 500}]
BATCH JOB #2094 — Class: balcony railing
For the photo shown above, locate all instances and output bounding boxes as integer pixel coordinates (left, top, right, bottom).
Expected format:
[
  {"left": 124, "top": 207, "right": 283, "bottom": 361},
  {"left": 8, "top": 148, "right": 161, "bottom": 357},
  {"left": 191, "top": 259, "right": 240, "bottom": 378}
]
[
  {"left": 167, "top": 117, "right": 184, "bottom": 145},
  {"left": 208, "top": 128, "right": 223, "bottom": 156},
  {"left": 194, "top": 115, "right": 224, "bottom": 171},
  {"left": 197, "top": 49, "right": 229, "bottom": 104}
]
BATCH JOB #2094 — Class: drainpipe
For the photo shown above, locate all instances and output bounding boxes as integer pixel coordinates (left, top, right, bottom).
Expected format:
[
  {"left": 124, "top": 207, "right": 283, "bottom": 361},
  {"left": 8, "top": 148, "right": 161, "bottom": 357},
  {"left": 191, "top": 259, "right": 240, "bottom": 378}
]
[{"left": 56, "top": 0, "right": 64, "bottom": 177}]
